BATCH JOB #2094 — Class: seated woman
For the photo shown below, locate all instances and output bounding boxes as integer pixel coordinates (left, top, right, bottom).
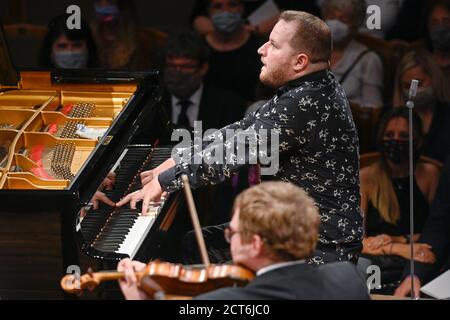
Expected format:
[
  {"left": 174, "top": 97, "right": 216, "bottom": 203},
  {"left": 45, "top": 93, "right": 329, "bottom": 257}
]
[
  {"left": 422, "top": 0, "right": 450, "bottom": 83},
  {"left": 38, "top": 14, "right": 98, "bottom": 68},
  {"left": 321, "top": 0, "right": 384, "bottom": 108},
  {"left": 90, "top": 0, "right": 165, "bottom": 69},
  {"left": 360, "top": 108, "right": 440, "bottom": 293},
  {"left": 202, "top": 0, "right": 263, "bottom": 103},
  {"left": 392, "top": 49, "right": 450, "bottom": 163}
]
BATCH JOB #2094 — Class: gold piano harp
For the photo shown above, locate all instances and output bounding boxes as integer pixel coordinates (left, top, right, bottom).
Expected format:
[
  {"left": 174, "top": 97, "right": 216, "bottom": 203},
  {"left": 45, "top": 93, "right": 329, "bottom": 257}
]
[{"left": 0, "top": 73, "right": 134, "bottom": 190}]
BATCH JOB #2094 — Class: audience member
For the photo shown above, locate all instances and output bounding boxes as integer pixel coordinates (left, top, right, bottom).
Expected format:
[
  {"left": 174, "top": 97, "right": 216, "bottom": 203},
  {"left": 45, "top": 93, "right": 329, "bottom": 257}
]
[
  {"left": 322, "top": 0, "right": 384, "bottom": 108},
  {"left": 90, "top": 0, "right": 165, "bottom": 69},
  {"left": 393, "top": 49, "right": 450, "bottom": 163},
  {"left": 423, "top": 0, "right": 450, "bottom": 83},
  {"left": 202, "top": 0, "right": 263, "bottom": 103},
  {"left": 191, "top": 0, "right": 321, "bottom": 36},
  {"left": 360, "top": 108, "right": 440, "bottom": 292},
  {"left": 39, "top": 14, "right": 98, "bottom": 68}
]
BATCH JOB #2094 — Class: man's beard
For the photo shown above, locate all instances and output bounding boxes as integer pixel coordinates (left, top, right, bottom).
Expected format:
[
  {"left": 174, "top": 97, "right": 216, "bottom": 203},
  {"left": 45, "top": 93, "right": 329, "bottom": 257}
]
[{"left": 259, "top": 65, "right": 287, "bottom": 88}]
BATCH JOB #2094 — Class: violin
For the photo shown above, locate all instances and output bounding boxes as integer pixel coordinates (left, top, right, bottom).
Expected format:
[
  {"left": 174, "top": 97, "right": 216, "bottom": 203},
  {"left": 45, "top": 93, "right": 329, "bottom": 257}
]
[{"left": 61, "top": 261, "right": 254, "bottom": 299}]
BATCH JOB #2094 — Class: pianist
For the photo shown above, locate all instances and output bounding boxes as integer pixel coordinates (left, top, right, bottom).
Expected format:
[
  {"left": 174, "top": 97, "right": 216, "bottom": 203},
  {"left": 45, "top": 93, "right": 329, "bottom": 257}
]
[
  {"left": 116, "top": 11, "right": 363, "bottom": 265},
  {"left": 117, "top": 182, "right": 369, "bottom": 300}
]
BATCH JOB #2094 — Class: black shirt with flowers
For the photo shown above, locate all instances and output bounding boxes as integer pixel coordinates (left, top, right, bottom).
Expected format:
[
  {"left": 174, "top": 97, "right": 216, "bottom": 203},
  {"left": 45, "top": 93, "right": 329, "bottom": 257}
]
[{"left": 159, "top": 69, "right": 363, "bottom": 264}]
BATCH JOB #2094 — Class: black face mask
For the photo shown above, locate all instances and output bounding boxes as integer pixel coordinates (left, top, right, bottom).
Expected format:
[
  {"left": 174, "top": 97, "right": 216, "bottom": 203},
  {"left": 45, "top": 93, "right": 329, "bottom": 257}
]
[
  {"left": 163, "top": 69, "right": 202, "bottom": 100},
  {"left": 430, "top": 25, "right": 450, "bottom": 52},
  {"left": 381, "top": 139, "right": 411, "bottom": 164}
]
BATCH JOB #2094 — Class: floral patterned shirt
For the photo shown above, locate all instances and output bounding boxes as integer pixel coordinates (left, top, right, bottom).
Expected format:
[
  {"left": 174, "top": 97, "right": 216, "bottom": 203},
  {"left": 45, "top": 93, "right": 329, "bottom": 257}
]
[{"left": 159, "top": 69, "right": 364, "bottom": 264}]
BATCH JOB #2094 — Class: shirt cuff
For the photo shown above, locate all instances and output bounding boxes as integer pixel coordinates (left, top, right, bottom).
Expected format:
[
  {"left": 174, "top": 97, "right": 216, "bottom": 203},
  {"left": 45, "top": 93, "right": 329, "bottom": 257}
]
[{"left": 158, "top": 167, "right": 177, "bottom": 192}]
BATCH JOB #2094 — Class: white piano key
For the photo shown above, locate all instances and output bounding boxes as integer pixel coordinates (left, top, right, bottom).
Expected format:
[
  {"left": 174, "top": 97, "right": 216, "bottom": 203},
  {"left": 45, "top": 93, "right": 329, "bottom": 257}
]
[{"left": 116, "top": 205, "right": 159, "bottom": 258}]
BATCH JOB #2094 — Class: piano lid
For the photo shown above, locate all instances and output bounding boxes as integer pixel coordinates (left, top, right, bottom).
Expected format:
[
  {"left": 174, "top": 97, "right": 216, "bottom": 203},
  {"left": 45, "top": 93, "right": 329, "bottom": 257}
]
[{"left": 0, "top": 19, "right": 20, "bottom": 88}]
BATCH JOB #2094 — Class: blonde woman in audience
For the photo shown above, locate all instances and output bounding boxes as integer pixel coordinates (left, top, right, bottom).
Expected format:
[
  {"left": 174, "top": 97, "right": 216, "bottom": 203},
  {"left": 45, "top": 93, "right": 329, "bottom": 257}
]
[
  {"left": 360, "top": 108, "right": 439, "bottom": 293},
  {"left": 322, "top": 0, "right": 384, "bottom": 108},
  {"left": 393, "top": 49, "right": 450, "bottom": 163}
]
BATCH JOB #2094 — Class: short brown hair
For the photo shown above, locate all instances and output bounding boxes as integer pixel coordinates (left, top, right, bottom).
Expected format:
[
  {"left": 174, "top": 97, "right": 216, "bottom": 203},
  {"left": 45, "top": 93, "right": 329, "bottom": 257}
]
[
  {"left": 279, "top": 10, "right": 332, "bottom": 63},
  {"left": 233, "top": 182, "right": 320, "bottom": 261}
]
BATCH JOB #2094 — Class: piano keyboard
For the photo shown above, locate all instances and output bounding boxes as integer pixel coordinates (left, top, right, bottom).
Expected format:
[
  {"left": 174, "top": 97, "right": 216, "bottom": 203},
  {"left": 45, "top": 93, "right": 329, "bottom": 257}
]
[{"left": 78, "top": 145, "right": 173, "bottom": 260}]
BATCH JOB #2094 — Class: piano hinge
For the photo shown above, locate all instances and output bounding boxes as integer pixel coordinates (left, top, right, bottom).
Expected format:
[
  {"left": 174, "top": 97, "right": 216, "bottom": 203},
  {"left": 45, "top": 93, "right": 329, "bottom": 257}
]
[{"left": 102, "top": 135, "right": 113, "bottom": 145}]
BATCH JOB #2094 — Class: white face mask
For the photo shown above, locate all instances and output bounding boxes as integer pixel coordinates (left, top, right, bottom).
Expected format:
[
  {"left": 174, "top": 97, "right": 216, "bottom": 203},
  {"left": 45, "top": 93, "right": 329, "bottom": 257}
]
[
  {"left": 53, "top": 50, "right": 88, "bottom": 69},
  {"left": 326, "top": 19, "right": 350, "bottom": 43}
]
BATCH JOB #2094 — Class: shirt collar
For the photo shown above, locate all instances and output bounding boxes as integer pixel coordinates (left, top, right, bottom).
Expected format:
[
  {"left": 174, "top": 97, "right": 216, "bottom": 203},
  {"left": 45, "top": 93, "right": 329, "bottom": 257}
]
[
  {"left": 256, "top": 259, "right": 305, "bottom": 277},
  {"left": 172, "top": 83, "right": 204, "bottom": 107},
  {"left": 277, "top": 69, "right": 330, "bottom": 96}
]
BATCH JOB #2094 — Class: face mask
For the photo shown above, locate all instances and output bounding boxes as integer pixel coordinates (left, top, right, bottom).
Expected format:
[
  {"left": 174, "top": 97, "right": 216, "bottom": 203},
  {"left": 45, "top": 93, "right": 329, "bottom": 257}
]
[
  {"left": 163, "top": 69, "right": 202, "bottom": 100},
  {"left": 53, "top": 51, "right": 88, "bottom": 69},
  {"left": 95, "top": 4, "right": 120, "bottom": 23},
  {"left": 326, "top": 19, "right": 350, "bottom": 43},
  {"left": 211, "top": 12, "right": 243, "bottom": 33},
  {"left": 430, "top": 25, "right": 450, "bottom": 52},
  {"left": 381, "top": 139, "right": 410, "bottom": 164}
]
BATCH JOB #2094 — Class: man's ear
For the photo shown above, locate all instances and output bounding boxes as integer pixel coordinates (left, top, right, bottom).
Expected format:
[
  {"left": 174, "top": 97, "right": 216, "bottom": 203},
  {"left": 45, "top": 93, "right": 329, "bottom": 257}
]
[
  {"left": 249, "top": 234, "right": 265, "bottom": 258},
  {"left": 293, "top": 53, "right": 309, "bottom": 73}
]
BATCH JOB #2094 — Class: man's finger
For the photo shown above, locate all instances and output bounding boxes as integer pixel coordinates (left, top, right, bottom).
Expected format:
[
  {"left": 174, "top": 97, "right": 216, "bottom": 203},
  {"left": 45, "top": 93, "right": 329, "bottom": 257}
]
[
  {"left": 118, "top": 258, "right": 131, "bottom": 272},
  {"left": 141, "top": 170, "right": 154, "bottom": 184},
  {"left": 130, "top": 193, "right": 140, "bottom": 210},
  {"left": 99, "top": 193, "right": 116, "bottom": 207},
  {"left": 142, "top": 176, "right": 153, "bottom": 186},
  {"left": 131, "top": 261, "right": 146, "bottom": 271},
  {"left": 117, "top": 193, "right": 132, "bottom": 207},
  {"left": 142, "top": 191, "right": 153, "bottom": 216},
  {"left": 93, "top": 198, "right": 99, "bottom": 210},
  {"left": 141, "top": 170, "right": 153, "bottom": 178}
]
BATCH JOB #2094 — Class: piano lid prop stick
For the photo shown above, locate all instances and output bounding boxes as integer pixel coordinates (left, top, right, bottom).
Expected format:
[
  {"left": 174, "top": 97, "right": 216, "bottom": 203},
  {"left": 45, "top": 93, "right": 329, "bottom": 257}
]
[{"left": 181, "top": 174, "right": 210, "bottom": 267}]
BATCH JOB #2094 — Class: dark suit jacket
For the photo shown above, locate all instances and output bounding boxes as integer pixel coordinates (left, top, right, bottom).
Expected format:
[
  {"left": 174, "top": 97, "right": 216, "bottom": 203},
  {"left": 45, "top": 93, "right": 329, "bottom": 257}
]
[
  {"left": 132, "top": 83, "right": 244, "bottom": 144},
  {"left": 195, "top": 262, "right": 370, "bottom": 300},
  {"left": 162, "top": 83, "right": 245, "bottom": 131}
]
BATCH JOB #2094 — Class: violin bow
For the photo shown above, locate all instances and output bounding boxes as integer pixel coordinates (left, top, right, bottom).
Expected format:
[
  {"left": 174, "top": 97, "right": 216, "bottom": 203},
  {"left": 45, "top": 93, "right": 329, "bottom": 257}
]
[{"left": 181, "top": 174, "right": 210, "bottom": 267}]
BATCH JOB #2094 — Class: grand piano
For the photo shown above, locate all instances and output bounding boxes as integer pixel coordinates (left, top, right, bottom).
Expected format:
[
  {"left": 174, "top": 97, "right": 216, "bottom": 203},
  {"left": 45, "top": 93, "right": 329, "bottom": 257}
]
[{"left": 0, "top": 23, "right": 183, "bottom": 299}]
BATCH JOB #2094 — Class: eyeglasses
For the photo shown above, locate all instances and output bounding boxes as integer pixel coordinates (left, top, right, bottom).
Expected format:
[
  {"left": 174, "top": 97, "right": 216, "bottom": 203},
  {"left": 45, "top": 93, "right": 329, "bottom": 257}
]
[
  {"left": 165, "top": 63, "right": 200, "bottom": 73},
  {"left": 224, "top": 227, "right": 239, "bottom": 243}
]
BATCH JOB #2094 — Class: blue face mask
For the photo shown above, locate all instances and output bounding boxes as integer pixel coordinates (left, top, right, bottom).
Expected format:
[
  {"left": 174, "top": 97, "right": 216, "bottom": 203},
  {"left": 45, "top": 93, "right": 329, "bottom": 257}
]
[
  {"left": 95, "top": 4, "right": 120, "bottom": 22},
  {"left": 430, "top": 25, "right": 450, "bottom": 52},
  {"left": 211, "top": 12, "right": 243, "bottom": 33},
  {"left": 53, "top": 51, "right": 88, "bottom": 69}
]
